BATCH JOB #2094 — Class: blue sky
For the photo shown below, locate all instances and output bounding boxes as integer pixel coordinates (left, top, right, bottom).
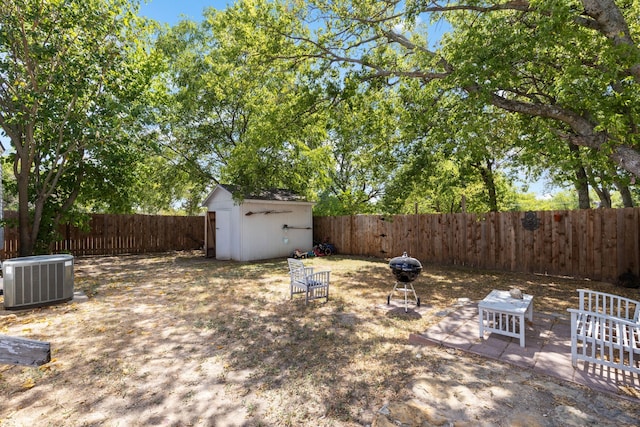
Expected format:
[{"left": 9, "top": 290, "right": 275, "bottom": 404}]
[{"left": 138, "top": 0, "right": 231, "bottom": 24}]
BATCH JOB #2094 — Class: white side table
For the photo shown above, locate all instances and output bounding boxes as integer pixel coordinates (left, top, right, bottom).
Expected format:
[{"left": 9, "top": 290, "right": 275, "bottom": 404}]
[{"left": 478, "top": 290, "right": 533, "bottom": 347}]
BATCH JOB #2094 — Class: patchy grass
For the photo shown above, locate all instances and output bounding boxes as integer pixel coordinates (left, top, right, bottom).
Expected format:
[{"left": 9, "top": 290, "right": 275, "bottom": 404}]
[{"left": 0, "top": 252, "right": 638, "bottom": 426}]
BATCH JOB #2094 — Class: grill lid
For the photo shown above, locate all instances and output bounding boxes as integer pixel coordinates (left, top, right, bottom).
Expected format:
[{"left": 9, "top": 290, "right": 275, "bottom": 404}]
[{"left": 389, "top": 252, "right": 422, "bottom": 282}]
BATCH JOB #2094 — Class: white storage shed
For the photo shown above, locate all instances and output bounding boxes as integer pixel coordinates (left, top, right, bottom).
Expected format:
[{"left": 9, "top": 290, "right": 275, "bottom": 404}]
[{"left": 202, "top": 184, "right": 314, "bottom": 261}]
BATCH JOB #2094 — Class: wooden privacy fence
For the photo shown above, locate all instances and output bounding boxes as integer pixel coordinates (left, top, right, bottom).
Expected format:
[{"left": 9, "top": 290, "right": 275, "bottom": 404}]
[
  {"left": 1, "top": 212, "right": 204, "bottom": 259},
  {"left": 313, "top": 208, "right": 640, "bottom": 283},
  {"left": 3, "top": 209, "right": 638, "bottom": 283}
]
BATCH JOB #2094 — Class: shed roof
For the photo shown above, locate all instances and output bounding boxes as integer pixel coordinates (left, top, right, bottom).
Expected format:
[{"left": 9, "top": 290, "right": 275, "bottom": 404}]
[
  {"left": 202, "top": 184, "right": 312, "bottom": 207},
  {"left": 218, "top": 184, "right": 307, "bottom": 202}
]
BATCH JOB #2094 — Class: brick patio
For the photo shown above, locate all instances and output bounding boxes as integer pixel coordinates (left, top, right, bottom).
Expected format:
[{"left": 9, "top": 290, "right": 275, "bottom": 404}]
[{"left": 409, "top": 300, "right": 640, "bottom": 400}]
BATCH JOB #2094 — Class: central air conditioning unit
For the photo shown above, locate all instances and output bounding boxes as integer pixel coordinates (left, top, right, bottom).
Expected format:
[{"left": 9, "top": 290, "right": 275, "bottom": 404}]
[{"left": 2, "top": 254, "right": 74, "bottom": 310}]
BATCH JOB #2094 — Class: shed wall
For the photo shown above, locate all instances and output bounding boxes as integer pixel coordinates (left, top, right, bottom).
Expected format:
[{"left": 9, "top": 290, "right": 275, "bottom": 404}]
[{"left": 239, "top": 201, "right": 313, "bottom": 261}]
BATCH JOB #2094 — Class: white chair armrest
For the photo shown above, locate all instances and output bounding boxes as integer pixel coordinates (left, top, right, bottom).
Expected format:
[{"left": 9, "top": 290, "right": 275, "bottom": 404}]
[
  {"left": 568, "top": 308, "right": 640, "bottom": 329},
  {"left": 307, "top": 270, "right": 330, "bottom": 286}
]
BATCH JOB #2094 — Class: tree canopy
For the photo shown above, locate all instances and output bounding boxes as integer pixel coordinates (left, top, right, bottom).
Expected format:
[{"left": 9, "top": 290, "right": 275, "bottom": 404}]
[
  {"left": 0, "top": 0, "right": 159, "bottom": 254},
  {"left": 153, "top": 0, "right": 640, "bottom": 214},
  {"left": 272, "top": 0, "right": 640, "bottom": 210},
  {"left": 153, "top": 1, "right": 334, "bottom": 204}
]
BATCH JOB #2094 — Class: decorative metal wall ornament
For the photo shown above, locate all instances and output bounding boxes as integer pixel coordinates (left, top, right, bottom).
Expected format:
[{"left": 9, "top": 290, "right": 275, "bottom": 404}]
[
  {"left": 245, "top": 210, "right": 292, "bottom": 216},
  {"left": 282, "top": 224, "right": 312, "bottom": 230},
  {"left": 521, "top": 211, "right": 541, "bottom": 231}
]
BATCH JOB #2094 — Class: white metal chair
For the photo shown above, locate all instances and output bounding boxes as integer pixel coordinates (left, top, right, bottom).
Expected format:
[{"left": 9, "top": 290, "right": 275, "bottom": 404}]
[{"left": 287, "top": 258, "right": 330, "bottom": 304}]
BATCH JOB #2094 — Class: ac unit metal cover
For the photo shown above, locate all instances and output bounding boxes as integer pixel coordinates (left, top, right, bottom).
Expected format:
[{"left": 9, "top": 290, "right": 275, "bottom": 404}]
[{"left": 2, "top": 254, "right": 74, "bottom": 310}]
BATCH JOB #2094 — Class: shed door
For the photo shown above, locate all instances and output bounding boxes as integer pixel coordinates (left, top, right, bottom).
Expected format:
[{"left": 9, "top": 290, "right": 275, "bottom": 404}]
[
  {"left": 205, "top": 212, "right": 216, "bottom": 258},
  {"left": 215, "top": 210, "right": 231, "bottom": 260}
]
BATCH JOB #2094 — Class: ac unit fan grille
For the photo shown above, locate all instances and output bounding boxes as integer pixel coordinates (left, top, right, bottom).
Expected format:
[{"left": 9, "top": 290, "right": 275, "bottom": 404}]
[{"left": 14, "top": 263, "right": 65, "bottom": 306}]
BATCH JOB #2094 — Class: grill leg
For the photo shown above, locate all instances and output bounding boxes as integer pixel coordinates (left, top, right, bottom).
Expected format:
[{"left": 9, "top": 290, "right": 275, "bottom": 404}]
[
  {"left": 404, "top": 283, "right": 409, "bottom": 312},
  {"left": 388, "top": 282, "right": 419, "bottom": 313},
  {"left": 405, "top": 283, "right": 419, "bottom": 313},
  {"left": 388, "top": 282, "right": 400, "bottom": 306}
]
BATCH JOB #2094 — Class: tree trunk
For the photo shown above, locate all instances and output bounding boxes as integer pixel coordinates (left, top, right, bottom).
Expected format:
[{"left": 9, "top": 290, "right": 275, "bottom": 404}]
[
  {"left": 593, "top": 186, "right": 611, "bottom": 208},
  {"left": 567, "top": 143, "right": 591, "bottom": 209},
  {"left": 615, "top": 181, "right": 634, "bottom": 207},
  {"left": 15, "top": 135, "right": 35, "bottom": 257},
  {"left": 476, "top": 159, "right": 499, "bottom": 212},
  {"left": 17, "top": 172, "right": 33, "bottom": 256},
  {"left": 585, "top": 168, "right": 612, "bottom": 208},
  {"left": 581, "top": 0, "right": 640, "bottom": 81},
  {"left": 486, "top": 93, "right": 640, "bottom": 179},
  {"left": 575, "top": 172, "right": 591, "bottom": 209}
]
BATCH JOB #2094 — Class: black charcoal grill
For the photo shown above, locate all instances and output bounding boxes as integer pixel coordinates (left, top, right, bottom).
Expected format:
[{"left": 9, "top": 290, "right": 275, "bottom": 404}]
[{"left": 387, "top": 252, "right": 422, "bottom": 312}]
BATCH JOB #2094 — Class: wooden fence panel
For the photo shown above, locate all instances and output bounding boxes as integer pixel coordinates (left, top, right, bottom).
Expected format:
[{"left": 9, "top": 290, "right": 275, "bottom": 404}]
[
  {"left": 601, "top": 210, "right": 617, "bottom": 280},
  {"left": 498, "top": 212, "right": 508, "bottom": 268},
  {"left": 619, "top": 208, "right": 640, "bottom": 275},
  {"left": 630, "top": 208, "right": 640, "bottom": 273},
  {"left": 391, "top": 217, "right": 401, "bottom": 257},
  {"left": 436, "top": 214, "right": 448, "bottom": 264},
  {"left": 340, "top": 216, "right": 354, "bottom": 255},
  {"left": 480, "top": 214, "right": 490, "bottom": 269},
  {"left": 553, "top": 211, "right": 567, "bottom": 275},
  {"left": 389, "top": 216, "right": 401, "bottom": 257},
  {"left": 381, "top": 216, "right": 393, "bottom": 257},
  {"left": 441, "top": 214, "right": 452, "bottom": 264},
  {"left": 452, "top": 214, "right": 463, "bottom": 266},
  {"left": 313, "top": 208, "right": 640, "bottom": 283},
  {"left": 4, "top": 208, "right": 637, "bottom": 283},
  {"left": 592, "top": 210, "right": 602, "bottom": 279},
  {"left": 539, "top": 212, "right": 553, "bottom": 275},
  {"left": 1, "top": 212, "right": 203, "bottom": 259},
  {"left": 373, "top": 215, "right": 386, "bottom": 257}
]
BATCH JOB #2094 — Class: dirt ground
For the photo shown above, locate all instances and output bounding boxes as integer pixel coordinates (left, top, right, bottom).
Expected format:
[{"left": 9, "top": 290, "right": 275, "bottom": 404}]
[{"left": 1, "top": 252, "right": 639, "bottom": 426}]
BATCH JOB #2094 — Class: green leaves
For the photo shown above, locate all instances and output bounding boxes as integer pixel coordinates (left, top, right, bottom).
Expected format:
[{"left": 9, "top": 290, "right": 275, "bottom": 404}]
[
  {"left": 287, "top": 0, "right": 640, "bottom": 206},
  {"left": 154, "top": 0, "right": 333, "bottom": 202},
  {"left": 0, "top": 0, "right": 159, "bottom": 254}
]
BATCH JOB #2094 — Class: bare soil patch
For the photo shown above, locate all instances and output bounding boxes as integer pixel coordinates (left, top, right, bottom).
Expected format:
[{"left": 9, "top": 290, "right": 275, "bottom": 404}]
[{"left": 1, "top": 252, "right": 639, "bottom": 426}]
